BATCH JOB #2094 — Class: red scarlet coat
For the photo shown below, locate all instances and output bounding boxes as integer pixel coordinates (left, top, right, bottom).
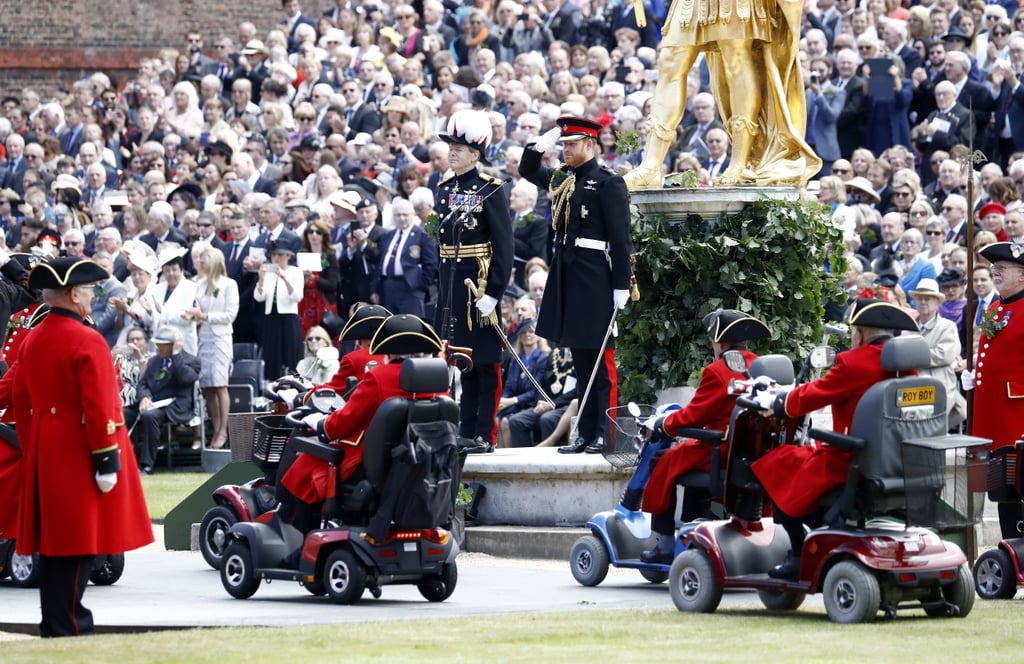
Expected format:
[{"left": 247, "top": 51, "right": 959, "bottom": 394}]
[
  {"left": 313, "top": 347, "right": 385, "bottom": 395},
  {"left": 0, "top": 322, "right": 33, "bottom": 539},
  {"left": 752, "top": 341, "right": 898, "bottom": 518},
  {"left": 14, "top": 309, "right": 153, "bottom": 556},
  {"left": 282, "top": 360, "right": 442, "bottom": 504},
  {"left": 973, "top": 292, "right": 1024, "bottom": 450},
  {"left": 642, "top": 351, "right": 756, "bottom": 515}
]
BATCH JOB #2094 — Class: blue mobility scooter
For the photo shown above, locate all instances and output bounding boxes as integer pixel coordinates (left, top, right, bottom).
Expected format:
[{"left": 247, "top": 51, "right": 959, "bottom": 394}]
[
  {"left": 668, "top": 335, "right": 988, "bottom": 623},
  {"left": 973, "top": 441, "right": 1024, "bottom": 599},
  {"left": 219, "top": 357, "right": 462, "bottom": 604},
  {"left": 568, "top": 353, "right": 798, "bottom": 587}
]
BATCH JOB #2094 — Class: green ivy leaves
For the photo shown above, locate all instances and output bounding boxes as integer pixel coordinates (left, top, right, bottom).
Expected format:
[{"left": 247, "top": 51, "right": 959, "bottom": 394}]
[{"left": 618, "top": 198, "right": 846, "bottom": 401}]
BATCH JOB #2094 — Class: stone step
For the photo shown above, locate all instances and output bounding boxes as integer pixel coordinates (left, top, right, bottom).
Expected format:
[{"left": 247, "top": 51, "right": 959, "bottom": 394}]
[{"left": 463, "top": 525, "right": 588, "bottom": 561}]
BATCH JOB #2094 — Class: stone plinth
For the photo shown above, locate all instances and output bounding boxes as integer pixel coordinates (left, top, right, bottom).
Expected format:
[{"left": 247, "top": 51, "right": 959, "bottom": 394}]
[
  {"left": 630, "top": 186, "right": 801, "bottom": 223},
  {"left": 461, "top": 447, "right": 630, "bottom": 527}
]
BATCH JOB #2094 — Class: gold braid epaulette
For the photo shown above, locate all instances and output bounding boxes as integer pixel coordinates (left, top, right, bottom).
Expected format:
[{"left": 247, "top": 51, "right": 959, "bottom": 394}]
[{"left": 550, "top": 173, "right": 576, "bottom": 232}]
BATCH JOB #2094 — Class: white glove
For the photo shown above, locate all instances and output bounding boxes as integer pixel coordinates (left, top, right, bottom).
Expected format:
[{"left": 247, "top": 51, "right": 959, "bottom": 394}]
[
  {"left": 95, "top": 471, "right": 117, "bottom": 493},
  {"left": 960, "top": 369, "right": 975, "bottom": 392},
  {"left": 302, "top": 413, "right": 327, "bottom": 431},
  {"left": 532, "top": 126, "right": 561, "bottom": 153},
  {"left": 613, "top": 289, "right": 630, "bottom": 310},
  {"left": 277, "top": 388, "right": 299, "bottom": 407},
  {"left": 476, "top": 294, "right": 498, "bottom": 317}
]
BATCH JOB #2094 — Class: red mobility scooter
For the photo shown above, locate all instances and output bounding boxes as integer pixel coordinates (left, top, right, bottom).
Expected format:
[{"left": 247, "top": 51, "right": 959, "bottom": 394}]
[{"left": 668, "top": 335, "right": 989, "bottom": 623}]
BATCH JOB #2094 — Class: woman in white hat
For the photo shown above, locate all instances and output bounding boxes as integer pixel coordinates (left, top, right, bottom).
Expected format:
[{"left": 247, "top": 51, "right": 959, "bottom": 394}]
[{"left": 909, "top": 278, "right": 966, "bottom": 429}]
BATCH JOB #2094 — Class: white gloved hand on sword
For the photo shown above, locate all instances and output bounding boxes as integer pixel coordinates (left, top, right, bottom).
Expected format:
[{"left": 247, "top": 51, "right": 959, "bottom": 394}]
[{"left": 476, "top": 294, "right": 498, "bottom": 317}]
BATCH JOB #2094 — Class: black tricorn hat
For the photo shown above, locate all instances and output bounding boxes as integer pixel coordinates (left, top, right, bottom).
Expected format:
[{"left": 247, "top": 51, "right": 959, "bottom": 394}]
[
  {"left": 205, "top": 140, "right": 234, "bottom": 158},
  {"left": 169, "top": 181, "right": 203, "bottom": 201},
  {"left": 980, "top": 241, "right": 1024, "bottom": 266},
  {"left": 339, "top": 303, "right": 391, "bottom": 342},
  {"left": 369, "top": 314, "right": 443, "bottom": 355},
  {"left": 702, "top": 309, "right": 772, "bottom": 344},
  {"left": 936, "top": 267, "right": 967, "bottom": 286},
  {"left": 28, "top": 257, "right": 109, "bottom": 290},
  {"left": 848, "top": 298, "right": 919, "bottom": 331}
]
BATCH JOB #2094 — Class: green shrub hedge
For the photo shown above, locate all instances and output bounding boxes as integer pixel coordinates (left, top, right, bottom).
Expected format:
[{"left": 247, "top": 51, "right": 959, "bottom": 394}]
[{"left": 617, "top": 197, "right": 846, "bottom": 403}]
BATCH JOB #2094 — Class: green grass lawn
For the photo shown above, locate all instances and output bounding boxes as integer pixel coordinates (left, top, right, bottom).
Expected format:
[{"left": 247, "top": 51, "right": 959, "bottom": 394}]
[
  {"left": 140, "top": 471, "right": 210, "bottom": 521},
  {"left": 4, "top": 603, "right": 1022, "bottom": 662}
]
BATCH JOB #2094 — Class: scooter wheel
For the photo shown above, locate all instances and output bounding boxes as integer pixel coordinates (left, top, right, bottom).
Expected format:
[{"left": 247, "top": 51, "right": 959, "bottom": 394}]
[
  {"left": 199, "top": 505, "right": 239, "bottom": 570},
  {"left": 324, "top": 548, "right": 366, "bottom": 605},
  {"left": 669, "top": 549, "right": 722, "bottom": 613},
  {"left": 925, "top": 563, "right": 975, "bottom": 617},
  {"left": 822, "top": 561, "right": 880, "bottom": 624},
  {"left": 89, "top": 553, "right": 125, "bottom": 586},
  {"left": 639, "top": 568, "right": 669, "bottom": 584},
  {"left": 8, "top": 548, "right": 40, "bottom": 588},
  {"left": 569, "top": 535, "right": 610, "bottom": 587},
  {"left": 757, "top": 588, "right": 806, "bottom": 611},
  {"left": 221, "top": 541, "right": 260, "bottom": 599},
  {"left": 974, "top": 549, "right": 1018, "bottom": 600},
  {"left": 418, "top": 561, "right": 458, "bottom": 602}
]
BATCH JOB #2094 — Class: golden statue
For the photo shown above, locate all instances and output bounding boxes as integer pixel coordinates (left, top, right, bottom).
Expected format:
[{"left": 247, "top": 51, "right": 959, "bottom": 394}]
[{"left": 623, "top": 0, "right": 822, "bottom": 189}]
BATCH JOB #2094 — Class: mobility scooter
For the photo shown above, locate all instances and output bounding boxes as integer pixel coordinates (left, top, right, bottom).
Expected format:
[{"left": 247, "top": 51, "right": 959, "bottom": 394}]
[
  {"left": 973, "top": 441, "right": 1024, "bottom": 599},
  {"left": 668, "top": 335, "right": 989, "bottom": 623},
  {"left": 219, "top": 357, "right": 461, "bottom": 604},
  {"left": 0, "top": 423, "right": 126, "bottom": 588},
  {"left": 569, "top": 352, "right": 798, "bottom": 587},
  {"left": 197, "top": 372, "right": 325, "bottom": 570}
]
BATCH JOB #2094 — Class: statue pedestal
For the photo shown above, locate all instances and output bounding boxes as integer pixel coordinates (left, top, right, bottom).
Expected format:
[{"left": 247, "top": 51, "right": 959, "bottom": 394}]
[{"left": 630, "top": 186, "right": 801, "bottom": 223}]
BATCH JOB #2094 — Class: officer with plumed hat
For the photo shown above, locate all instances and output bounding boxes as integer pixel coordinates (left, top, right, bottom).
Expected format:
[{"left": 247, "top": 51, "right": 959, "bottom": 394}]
[
  {"left": 964, "top": 242, "right": 1024, "bottom": 538},
  {"left": 12, "top": 257, "right": 153, "bottom": 636},
  {"left": 433, "top": 109, "right": 513, "bottom": 454},
  {"left": 278, "top": 315, "right": 445, "bottom": 532},
  {"left": 520, "top": 115, "right": 633, "bottom": 454},
  {"left": 751, "top": 298, "right": 918, "bottom": 581}
]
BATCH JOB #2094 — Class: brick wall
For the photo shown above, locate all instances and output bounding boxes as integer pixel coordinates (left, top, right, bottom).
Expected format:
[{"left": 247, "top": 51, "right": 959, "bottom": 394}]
[{"left": 0, "top": 0, "right": 344, "bottom": 100}]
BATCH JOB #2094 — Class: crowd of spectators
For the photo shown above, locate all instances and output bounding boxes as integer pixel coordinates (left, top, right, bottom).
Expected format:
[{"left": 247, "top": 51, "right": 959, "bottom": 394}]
[{"left": 1, "top": 0, "right": 1020, "bottom": 448}]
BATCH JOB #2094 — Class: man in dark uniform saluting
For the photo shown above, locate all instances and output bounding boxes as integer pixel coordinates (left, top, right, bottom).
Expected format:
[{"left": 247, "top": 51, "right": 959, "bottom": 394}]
[
  {"left": 434, "top": 109, "right": 513, "bottom": 453},
  {"left": 520, "top": 116, "right": 633, "bottom": 453}
]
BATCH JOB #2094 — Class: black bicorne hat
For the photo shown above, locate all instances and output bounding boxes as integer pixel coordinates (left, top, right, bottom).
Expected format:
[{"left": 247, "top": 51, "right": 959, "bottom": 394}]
[
  {"left": 369, "top": 314, "right": 444, "bottom": 355},
  {"left": 339, "top": 304, "right": 392, "bottom": 342},
  {"left": 702, "top": 309, "right": 772, "bottom": 344},
  {"left": 28, "top": 257, "right": 109, "bottom": 290},
  {"left": 980, "top": 241, "right": 1024, "bottom": 267},
  {"left": 847, "top": 298, "right": 919, "bottom": 331}
]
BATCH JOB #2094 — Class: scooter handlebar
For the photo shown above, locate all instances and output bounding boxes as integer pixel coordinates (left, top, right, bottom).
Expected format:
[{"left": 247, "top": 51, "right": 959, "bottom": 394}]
[
  {"left": 674, "top": 427, "right": 725, "bottom": 443},
  {"left": 736, "top": 396, "right": 766, "bottom": 412}
]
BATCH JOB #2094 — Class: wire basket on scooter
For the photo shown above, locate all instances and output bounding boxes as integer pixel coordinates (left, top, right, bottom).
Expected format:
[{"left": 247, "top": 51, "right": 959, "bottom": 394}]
[
  {"left": 986, "top": 442, "right": 1022, "bottom": 502},
  {"left": 251, "top": 414, "right": 291, "bottom": 473},
  {"left": 902, "top": 436, "right": 989, "bottom": 529},
  {"left": 603, "top": 404, "right": 656, "bottom": 470}
]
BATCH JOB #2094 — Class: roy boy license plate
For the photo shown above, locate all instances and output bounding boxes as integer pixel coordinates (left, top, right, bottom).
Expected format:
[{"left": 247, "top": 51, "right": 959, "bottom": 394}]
[{"left": 896, "top": 386, "right": 936, "bottom": 407}]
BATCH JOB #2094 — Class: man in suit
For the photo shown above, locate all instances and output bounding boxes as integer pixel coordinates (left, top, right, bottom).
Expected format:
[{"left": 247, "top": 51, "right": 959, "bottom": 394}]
[
  {"left": 541, "top": 0, "right": 582, "bottom": 45},
  {"left": 942, "top": 49, "right": 992, "bottom": 146},
  {"left": 182, "top": 31, "right": 218, "bottom": 83},
  {"left": 0, "top": 134, "right": 26, "bottom": 192},
  {"left": 805, "top": 58, "right": 847, "bottom": 176},
  {"left": 607, "top": 1, "right": 659, "bottom": 50},
  {"left": 280, "top": 0, "right": 317, "bottom": 54},
  {"left": 913, "top": 81, "right": 972, "bottom": 176},
  {"left": 372, "top": 199, "right": 438, "bottom": 317},
  {"left": 248, "top": 197, "right": 302, "bottom": 270},
  {"left": 340, "top": 78, "right": 382, "bottom": 139},
  {"left": 486, "top": 111, "right": 513, "bottom": 170},
  {"left": 225, "top": 214, "right": 260, "bottom": 344},
  {"left": 882, "top": 19, "right": 923, "bottom": 74},
  {"left": 231, "top": 151, "right": 278, "bottom": 198},
  {"left": 834, "top": 49, "right": 867, "bottom": 159},
  {"left": 139, "top": 201, "right": 188, "bottom": 252},
  {"left": 701, "top": 128, "right": 731, "bottom": 180},
  {"left": 674, "top": 93, "right": 724, "bottom": 163},
  {"left": 94, "top": 226, "right": 130, "bottom": 281},
  {"left": 59, "top": 104, "right": 86, "bottom": 159},
  {"left": 128, "top": 326, "right": 202, "bottom": 474},
  {"left": 992, "top": 56, "right": 1024, "bottom": 165}
]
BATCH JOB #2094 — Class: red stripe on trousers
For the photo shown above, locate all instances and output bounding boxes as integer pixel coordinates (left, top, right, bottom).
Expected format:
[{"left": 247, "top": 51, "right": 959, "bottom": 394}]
[{"left": 489, "top": 362, "right": 501, "bottom": 443}]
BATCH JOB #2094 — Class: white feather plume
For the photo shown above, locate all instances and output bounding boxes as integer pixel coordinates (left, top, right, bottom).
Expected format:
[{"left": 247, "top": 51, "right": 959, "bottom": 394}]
[{"left": 446, "top": 109, "right": 491, "bottom": 148}]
